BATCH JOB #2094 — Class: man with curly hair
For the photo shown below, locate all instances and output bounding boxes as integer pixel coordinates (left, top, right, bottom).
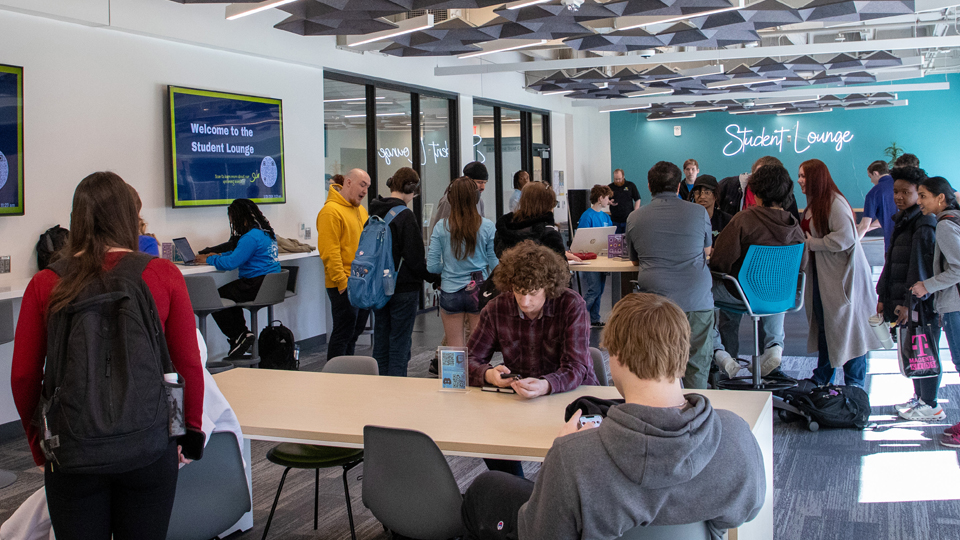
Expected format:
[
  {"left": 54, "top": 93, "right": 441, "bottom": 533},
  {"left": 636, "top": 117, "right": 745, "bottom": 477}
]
[{"left": 467, "top": 240, "right": 597, "bottom": 400}]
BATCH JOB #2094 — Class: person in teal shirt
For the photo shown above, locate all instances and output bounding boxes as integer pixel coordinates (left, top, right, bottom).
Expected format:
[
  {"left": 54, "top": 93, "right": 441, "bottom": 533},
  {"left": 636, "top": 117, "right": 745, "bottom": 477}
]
[
  {"left": 578, "top": 185, "right": 614, "bottom": 326},
  {"left": 197, "top": 199, "right": 280, "bottom": 358}
]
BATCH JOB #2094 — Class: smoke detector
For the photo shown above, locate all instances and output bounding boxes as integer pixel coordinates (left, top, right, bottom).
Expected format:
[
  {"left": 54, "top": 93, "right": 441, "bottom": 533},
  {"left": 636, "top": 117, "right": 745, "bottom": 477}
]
[{"left": 561, "top": 0, "right": 584, "bottom": 11}]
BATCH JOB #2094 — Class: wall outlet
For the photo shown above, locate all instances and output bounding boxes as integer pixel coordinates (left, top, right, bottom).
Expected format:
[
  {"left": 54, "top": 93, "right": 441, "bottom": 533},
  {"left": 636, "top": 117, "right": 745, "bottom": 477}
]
[
  {"left": 787, "top": 135, "right": 792, "bottom": 142},
  {"left": 0, "top": 256, "right": 9, "bottom": 274},
  {"left": 674, "top": 125, "right": 681, "bottom": 136},
  {"left": 304, "top": 227, "right": 312, "bottom": 240}
]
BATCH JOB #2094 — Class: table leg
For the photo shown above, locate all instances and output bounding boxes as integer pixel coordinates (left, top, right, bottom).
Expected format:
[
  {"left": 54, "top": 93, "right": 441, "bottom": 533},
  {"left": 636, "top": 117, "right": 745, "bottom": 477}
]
[{"left": 609, "top": 272, "right": 634, "bottom": 307}]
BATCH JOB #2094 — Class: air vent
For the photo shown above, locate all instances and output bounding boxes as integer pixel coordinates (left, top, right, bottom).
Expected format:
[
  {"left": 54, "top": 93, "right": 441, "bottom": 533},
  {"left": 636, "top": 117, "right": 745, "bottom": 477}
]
[{"left": 407, "top": 9, "right": 448, "bottom": 22}]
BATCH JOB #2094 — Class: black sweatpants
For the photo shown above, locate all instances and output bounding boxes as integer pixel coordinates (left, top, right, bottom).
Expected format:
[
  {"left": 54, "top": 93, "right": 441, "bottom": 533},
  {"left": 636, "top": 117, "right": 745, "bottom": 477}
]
[
  {"left": 212, "top": 275, "right": 265, "bottom": 341},
  {"left": 461, "top": 471, "right": 535, "bottom": 540},
  {"left": 45, "top": 440, "right": 180, "bottom": 540}
]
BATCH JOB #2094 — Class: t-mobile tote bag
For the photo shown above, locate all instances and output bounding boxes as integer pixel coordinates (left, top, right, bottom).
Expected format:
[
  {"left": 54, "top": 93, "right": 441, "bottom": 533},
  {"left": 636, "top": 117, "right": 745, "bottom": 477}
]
[{"left": 897, "top": 297, "right": 942, "bottom": 379}]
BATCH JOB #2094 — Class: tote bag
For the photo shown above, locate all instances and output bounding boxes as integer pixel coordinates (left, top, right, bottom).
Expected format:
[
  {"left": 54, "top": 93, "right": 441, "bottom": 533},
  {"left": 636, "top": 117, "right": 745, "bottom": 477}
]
[{"left": 897, "top": 296, "right": 942, "bottom": 379}]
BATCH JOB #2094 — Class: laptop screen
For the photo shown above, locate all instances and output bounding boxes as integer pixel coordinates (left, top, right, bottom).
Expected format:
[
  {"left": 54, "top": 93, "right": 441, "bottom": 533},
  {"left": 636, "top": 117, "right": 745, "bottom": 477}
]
[{"left": 172, "top": 237, "right": 195, "bottom": 263}]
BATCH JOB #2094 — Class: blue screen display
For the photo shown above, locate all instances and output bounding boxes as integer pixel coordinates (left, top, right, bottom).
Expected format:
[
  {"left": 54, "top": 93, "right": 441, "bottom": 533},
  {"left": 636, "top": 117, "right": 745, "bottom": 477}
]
[
  {"left": 169, "top": 86, "right": 285, "bottom": 207},
  {"left": 0, "top": 65, "right": 23, "bottom": 216}
]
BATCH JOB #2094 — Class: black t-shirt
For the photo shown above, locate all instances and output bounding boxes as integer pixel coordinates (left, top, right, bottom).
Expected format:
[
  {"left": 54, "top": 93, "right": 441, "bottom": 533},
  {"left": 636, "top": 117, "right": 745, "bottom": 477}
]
[{"left": 608, "top": 180, "right": 641, "bottom": 223}]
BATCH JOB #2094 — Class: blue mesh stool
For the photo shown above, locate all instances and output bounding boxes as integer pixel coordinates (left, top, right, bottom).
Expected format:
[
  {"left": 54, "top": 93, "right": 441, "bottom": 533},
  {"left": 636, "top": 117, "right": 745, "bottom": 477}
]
[{"left": 713, "top": 244, "right": 805, "bottom": 392}]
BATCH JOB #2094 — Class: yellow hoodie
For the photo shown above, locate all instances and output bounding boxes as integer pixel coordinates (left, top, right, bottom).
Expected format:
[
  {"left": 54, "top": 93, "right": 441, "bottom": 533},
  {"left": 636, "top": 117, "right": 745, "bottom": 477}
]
[{"left": 317, "top": 185, "right": 368, "bottom": 290}]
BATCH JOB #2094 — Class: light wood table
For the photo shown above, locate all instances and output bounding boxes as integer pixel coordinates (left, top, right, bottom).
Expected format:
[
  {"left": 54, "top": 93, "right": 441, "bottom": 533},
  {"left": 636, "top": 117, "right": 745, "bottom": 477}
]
[
  {"left": 571, "top": 255, "right": 637, "bottom": 305},
  {"left": 214, "top": 369, "right": 773, "bottom": 539}
]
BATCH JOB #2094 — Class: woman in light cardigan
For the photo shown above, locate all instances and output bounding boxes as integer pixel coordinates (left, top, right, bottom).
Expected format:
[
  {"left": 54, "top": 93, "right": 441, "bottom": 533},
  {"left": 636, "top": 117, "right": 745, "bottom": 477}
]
[{"left": 799, "top": 159, "right": 880, "bottom": 388}]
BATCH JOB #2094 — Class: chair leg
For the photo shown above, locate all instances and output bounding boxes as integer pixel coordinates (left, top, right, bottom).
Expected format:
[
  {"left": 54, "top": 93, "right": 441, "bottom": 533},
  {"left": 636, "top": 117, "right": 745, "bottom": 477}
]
[
  {"left": 250, "top": 308, "right": 260, "bottom": 362},
  {"left": 261, "top": 467, "right": 292, "bottom": 540},
  {"left": 342, "top": 460, "right": 362, "bottom": 540},
  {"left": 268, "top": 304, "right": 275, "bottom": 326},
  {"left": 314, "top": 468, "right": 320, "bottom": 530},
  {"left": 752, "top": 316, "right": 761, "bottom": 389}
]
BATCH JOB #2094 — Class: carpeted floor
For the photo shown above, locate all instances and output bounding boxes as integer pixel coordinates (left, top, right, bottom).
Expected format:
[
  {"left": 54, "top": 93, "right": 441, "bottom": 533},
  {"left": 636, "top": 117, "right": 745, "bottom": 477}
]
[{"left": 2, "top": 301, "right": 960, "bottom": 539}]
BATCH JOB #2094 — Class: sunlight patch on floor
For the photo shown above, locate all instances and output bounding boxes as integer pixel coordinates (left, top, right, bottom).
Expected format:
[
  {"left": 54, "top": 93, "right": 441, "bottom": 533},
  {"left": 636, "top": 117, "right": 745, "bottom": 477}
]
[{"left": 859, "top": 451, "right": 960, "bottom": 503}]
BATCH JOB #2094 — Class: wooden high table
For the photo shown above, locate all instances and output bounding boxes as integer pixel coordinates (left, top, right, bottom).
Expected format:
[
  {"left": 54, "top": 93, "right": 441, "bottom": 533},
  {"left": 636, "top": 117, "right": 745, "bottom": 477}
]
[
  {"left": 215, "top": 369, "right": 773, "bottom": 540},
  {"left": 573, "top": 255, "right": 638, "bottom": 305}
]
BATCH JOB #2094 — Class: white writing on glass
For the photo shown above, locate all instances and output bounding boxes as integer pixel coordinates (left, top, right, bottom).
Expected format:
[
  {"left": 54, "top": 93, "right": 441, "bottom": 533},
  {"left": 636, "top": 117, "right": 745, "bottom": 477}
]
[
  {"left": 723, "top": 121, "right": 853, "bottom": 157},
  {"left": 377, "top": 138, "right": 450, "bottom": 166}
]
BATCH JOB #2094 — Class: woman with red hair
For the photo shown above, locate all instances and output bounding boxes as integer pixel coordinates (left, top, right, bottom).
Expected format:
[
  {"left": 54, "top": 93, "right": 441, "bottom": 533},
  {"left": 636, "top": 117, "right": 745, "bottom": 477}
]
[{"left": 799, "top": 159, "right": 880, "bottom": 388}]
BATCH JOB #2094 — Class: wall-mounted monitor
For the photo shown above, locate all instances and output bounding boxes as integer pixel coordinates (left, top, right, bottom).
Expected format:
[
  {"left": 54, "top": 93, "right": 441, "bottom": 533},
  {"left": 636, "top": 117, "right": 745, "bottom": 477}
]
[
  {"left": 168, "top": 86, "right": 285, "bottom": 207},
  {"left": 0, "top": 64, "right": 24, "bottom": 216}
]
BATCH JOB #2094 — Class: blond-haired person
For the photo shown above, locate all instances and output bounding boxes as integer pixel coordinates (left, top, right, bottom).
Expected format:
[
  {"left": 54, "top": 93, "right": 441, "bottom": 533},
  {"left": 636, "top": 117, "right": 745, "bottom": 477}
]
[{"left": 462, "top": 293, "right": 765, "bottom": 540}]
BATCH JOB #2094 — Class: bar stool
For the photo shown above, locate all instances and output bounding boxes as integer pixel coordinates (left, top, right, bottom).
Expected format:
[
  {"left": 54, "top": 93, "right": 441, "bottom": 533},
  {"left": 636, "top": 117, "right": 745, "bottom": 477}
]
[
  {"left": 231, "top": 270, "right": 289, "bottom": 367},
  {"left": 183, "top": 275, "right": 236, "bottom": 374},
  {"left": 267, "top": 265, "right": 298, "bottom": 325},
  {"left": 0, "top": 300, "right": 17, "bottom": 488}
]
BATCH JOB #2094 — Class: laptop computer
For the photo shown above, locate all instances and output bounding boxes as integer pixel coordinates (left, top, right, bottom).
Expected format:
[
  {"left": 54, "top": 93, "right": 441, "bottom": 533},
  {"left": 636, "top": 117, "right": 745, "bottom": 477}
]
[
  {"left": 172, "top": 237, "right": 202, "bottom": 266},
  {"left": 569, "top": 226, "right": 617, "bottom": 255}
]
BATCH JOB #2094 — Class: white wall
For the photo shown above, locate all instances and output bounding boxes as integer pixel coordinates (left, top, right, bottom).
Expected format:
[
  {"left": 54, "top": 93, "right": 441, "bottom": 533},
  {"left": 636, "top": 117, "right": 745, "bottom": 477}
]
[{"left": 0, "top": 0, "right": 611, "bottom": 425}]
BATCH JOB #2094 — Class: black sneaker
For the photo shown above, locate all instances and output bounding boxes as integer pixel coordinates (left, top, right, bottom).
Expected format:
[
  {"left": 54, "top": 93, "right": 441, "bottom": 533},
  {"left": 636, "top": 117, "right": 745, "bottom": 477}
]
[
  {"left": 428, "top": 355, "right": 439, "bottom": 375},
  {"left": 228, "top": 332, "right": 255, "bottom": 358},
  {"left": 591, "top": 321, "right": 605, "bottom": 328}
]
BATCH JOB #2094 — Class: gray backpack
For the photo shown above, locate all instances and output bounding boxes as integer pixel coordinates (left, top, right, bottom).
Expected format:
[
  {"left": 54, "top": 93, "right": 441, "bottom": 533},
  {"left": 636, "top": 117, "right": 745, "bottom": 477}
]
[{"left": 39, "top": 252, "right": 178, "bottom": 473}]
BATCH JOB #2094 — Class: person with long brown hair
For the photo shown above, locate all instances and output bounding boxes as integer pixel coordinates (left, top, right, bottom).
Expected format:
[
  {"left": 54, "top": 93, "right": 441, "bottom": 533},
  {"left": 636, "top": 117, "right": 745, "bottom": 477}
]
[
  {"left": 799, "top": 159, "right": 880, "bottom": 388},
  {"left": 494, "top": 181, "right": 565, "bottom": 258},
  {"left": 11, "top": 171, "right": 205, "bottom": 540},
  {"left": 427, "top": 176, "right": 498, "bottom": 347}
]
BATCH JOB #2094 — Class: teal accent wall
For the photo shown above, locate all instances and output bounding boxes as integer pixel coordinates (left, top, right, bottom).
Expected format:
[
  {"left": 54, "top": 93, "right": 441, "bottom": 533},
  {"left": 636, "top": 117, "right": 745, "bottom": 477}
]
[{"left": 609, "top": 74, "right": 960, "bottom": 208}]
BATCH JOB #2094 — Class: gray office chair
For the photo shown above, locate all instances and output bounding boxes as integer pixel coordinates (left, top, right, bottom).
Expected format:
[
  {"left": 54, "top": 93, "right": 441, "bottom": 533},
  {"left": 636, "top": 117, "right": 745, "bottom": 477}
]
[
  {"left": 362, "top": 426, "right": 465, "bottom": 540},
  {"left": 166, "top": 432, "right": 250, "bottom": 540},
  {"left": 183, "top": 275, "right": 236, "bottom": 374},
  {"left": 0, "top": 300, "right": 16, "bottom": 488},
  {"left": 267, "top": 265, "right": 299, "bottom": 325},
  {"left": 618, "top": 521, "right": 712, "bottom": 540},
  {"left": 323, "top": 355, "right": 379, "bottom": 375},
  {"left": 590, "top": 347, "right": 611, "bottom": 386},
  {"left": 231, "top": 269, "right": 289, "bottom": 367},
  {"left": 261, "top": 355, "right": 376, "bottom": 540}
]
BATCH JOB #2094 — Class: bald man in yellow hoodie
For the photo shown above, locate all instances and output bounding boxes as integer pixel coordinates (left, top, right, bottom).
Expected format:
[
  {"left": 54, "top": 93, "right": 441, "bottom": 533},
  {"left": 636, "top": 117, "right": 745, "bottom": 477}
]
[{"left": 318, "top": 168, "right": 371, "bottom": 361}]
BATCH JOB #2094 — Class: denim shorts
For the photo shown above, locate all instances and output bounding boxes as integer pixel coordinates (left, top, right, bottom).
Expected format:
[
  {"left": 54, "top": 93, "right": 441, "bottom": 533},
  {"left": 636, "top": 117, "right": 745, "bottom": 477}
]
[{"left": 439, "top": 286, "right": 481, "bottom": 314}]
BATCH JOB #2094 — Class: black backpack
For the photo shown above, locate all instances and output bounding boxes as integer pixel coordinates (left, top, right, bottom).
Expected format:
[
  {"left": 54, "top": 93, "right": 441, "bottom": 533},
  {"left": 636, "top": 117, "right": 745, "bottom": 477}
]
[
  {"left": 38, "top": 253, "right": 176, "bottom": 473},
  {"left": 36, "top": 225, "right": 69, "bottom": 271},
  {"left": 784, "top": 384, "right": 871, "bottom": 429},
  {"left": 258, "top": 321, "right": 298, "bottom": 370}
]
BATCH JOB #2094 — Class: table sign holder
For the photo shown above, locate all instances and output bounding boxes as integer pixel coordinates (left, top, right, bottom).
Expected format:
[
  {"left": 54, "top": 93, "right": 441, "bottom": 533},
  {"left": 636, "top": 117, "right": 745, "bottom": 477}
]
[
  {"left": 438, "top": 346, "right": 469, "bottom": 392},
  {"left": 607, "top": 234, "right": 628, "bottom": 260}
]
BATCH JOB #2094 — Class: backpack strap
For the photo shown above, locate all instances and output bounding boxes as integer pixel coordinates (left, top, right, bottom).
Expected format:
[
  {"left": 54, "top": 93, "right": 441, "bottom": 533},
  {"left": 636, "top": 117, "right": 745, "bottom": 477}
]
[{"left": 384, "top": 205, "right": 409, "bottom": 273}]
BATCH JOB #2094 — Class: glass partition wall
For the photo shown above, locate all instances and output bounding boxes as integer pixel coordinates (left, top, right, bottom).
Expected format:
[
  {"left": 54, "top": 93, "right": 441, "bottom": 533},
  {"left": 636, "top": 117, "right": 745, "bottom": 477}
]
[
  {"left": 472, "top": 100, "right": 551, "bottom": 218},
  {"left": 324, "top": 71, "right": 459, "bottom": 309}
]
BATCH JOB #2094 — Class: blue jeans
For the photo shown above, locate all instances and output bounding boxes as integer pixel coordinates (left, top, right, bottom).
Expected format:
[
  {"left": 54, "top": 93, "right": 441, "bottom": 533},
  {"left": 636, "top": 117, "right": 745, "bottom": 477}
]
[
  {"left": 941, "top": 311, "right": 960, "bottom": 372},
  {"left": 809, "top": 265, "right": 866, "bottom": 388},
  {"left": 580, "top": 272, "right": 607, "bottom": 324},
  {"left": 711, "top": 279, "right": 784, "bottom": 355},
  {"left": 373, "top": 290, "right": 420, "bottom": 377}
]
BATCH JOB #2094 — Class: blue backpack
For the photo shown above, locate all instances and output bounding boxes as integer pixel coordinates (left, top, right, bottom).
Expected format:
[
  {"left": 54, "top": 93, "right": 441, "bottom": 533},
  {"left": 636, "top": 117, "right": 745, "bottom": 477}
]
[{"left": 348, "top": 205, "right": 407, "bottom": 310}]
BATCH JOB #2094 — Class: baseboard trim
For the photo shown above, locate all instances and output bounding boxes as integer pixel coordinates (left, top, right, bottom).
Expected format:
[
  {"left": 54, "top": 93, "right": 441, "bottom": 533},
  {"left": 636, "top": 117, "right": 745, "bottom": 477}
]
[
  {"left": 297, "top": 334, "right": 327, "bottom": 356},
  {"left": 0, "top": 420, "right": 24, "bottom": 443}
]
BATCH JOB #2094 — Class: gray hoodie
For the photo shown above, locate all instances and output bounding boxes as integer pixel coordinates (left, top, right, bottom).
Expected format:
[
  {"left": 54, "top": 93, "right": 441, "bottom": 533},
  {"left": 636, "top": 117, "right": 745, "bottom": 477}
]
[
  {"left": 922, "top": 209, "right": 960, "bottom": 315},
  {"left": 517, "top": 394, "right": 765, "bottom": 540}
]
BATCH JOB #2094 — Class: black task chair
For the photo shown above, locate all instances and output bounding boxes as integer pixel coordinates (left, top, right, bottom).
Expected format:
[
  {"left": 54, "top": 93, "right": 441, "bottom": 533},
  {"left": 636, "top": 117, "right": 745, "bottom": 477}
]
[
  {"left": 260, "top": 356, "right": 378, "bottom": 540},
  {"left": 362, "top": 426, "right": 466, "bottom": 540},
  {"left": 590, "top": 346, "right": 612, "bottom": 386},
  {"left": 0, "top": 300, "right": 16, "bottom": 488},
  {"left": 166, "top": 432, "right": 250, "bottom": 540},
  {"left": 183, "top": 275, "right": 236, "bottom": 374},
  {"left": 231, "top": 269, "right": 289, "bottom": 367},
  {"left": 267, "top": 265, "right": 299, "bottom": 325}
]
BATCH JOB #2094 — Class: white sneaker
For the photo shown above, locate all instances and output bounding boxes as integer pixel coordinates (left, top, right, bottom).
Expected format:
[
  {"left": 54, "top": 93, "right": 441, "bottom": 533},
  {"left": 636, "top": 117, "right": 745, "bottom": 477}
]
[
  {"left": 714, "top": 350, "right": 740, "bottom": 378},
  {"left": 898, "top": 403, "right": 946, "bottom": 422},
  {"left": 759, "top": 345, "right": 783, "bottom": 377},
  {"left": 894, "top": 396, "right": 920, "bottom": 413}
]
